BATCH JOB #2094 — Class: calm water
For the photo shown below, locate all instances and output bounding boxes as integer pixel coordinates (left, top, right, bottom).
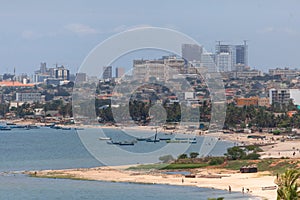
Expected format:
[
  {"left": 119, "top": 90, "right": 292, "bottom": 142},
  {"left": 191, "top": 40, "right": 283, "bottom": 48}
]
[{"left": 0, "top": 127, "right": 258, "bottom": 200}]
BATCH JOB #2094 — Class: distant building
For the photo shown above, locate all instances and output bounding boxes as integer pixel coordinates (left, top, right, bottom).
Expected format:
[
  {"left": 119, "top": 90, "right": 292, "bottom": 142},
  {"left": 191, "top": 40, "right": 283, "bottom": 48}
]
[
  {"left": 200, "top": 53, "right": 215, "bottom": 68},
  {"left": 16, "top": 92, "right": 42, "bottom": 103},
  {"left": 234, "top": 70, "right": 262, "bottom": 79},
  {"left": 40, "top": 62, "right": 47, "bottom": 74},
  {"left": 115, "top": 67, "right": 125, "bottom": 78},
  {"left": 182, "top": 44, "right": 202, "bottom": 62},
  {"left": 235, "top": 97, "right": 258, "bottom": 107},
  {"left": 269, "top": 88, "right": 290, "bottom": 105},
  {"left": 55, "top": 66, "right": 70, "bottom": 80},
  {"left": 235, "top": 97, "right": 270, "bottom": 107},
  {"left": 133, "top": 56, "right": 185, "bottom": 81},
  {"left": 216, "top": 52, "right": 232, "bottom": 72},
  {"left": 269, "top": 68, "right": 299, "bottom": 79},
  {"left": 215, "top": 41, "right": 248, "bottom": 72},
  {"left": 103, "top": 66, "right": 112, "bottom": 79},
  {"left": 75, "top": 73, "right": 87, "bottom": 82},
  {"left": 258, "top": 97, "right": 270, "bottom": 107}
]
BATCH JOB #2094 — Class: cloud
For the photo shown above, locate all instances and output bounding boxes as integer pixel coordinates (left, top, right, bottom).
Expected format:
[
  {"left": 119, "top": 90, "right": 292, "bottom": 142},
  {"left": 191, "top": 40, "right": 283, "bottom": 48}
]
[{"left": 65, "top": 23, "right": 99, "bottom": 35}]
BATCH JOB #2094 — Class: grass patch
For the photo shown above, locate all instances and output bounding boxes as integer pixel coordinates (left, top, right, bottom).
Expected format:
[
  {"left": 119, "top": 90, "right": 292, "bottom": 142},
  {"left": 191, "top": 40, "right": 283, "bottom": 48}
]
[
  {"left": 127, "top": 163, "right": 208, "bottom": 170},
  {"left": 224, "top": 159, "right": 300, "bottom": 175},
  {"left": 161, "top": 163, "right": 208, "bottom": 170},
  {"left": 127, "top": 164, "right": 169, "bottom": 170}
]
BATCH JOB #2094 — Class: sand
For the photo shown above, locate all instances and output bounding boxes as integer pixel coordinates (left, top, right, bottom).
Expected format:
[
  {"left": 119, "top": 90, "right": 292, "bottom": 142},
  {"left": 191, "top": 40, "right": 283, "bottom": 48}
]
[{"left": 29, "top": 166, "right": 277, "bottom": 200}]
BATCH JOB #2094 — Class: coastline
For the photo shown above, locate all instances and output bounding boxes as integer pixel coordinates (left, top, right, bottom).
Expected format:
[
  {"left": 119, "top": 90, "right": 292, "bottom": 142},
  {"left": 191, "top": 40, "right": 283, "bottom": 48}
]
[{"left": 26, "top": 166, "right": 276, "bottom": 200}]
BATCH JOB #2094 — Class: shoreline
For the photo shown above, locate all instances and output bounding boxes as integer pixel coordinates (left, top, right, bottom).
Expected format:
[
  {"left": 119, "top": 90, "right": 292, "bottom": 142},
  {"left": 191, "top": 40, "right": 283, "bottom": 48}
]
[
  {"left": 26, "top": 166, "right": 276, "bottom": 200},
  {"left": 6, "top": 119, "right": 300, "bottom": 159}
]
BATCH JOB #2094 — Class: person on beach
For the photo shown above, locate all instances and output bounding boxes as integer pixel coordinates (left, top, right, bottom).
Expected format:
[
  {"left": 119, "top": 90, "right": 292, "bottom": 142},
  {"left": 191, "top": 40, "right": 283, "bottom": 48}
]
[
  {"left": 181, "top": 178, "right": 184, "bottom": 183},
  {"left": 242, "top": 187, "right": 244, "bottom": 194},
  {"left": 228, "top": 185, "right": 231, "bottom": 193}
]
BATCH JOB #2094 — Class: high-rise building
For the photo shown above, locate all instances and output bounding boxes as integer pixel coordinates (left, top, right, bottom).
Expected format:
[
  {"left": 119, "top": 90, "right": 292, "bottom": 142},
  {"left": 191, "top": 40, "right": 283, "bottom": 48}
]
[
  {"left": 216, "top": 52, "right": 232, "bottom": 72},
  {"left": 75, "top": 73, "right": 87, "bottom": 82},
  {"left": 115, "top": 67, "right": 125, "bottom": 78},
  {"left": 215, "top": 41, "right": 248, "bottom": 72},
  {"left": 102, "top": 66, "right": 112, "bottom": 79},
  {"left": 181, "top": 44, "right": 202, "bottom": 62},
  {"left": 235, "top": 42, "right": 248, "bottom": 66},
  {"left": 40, "top": 62, "right": 47, "bottom": 74},
  {"left": 55, "top": 66, "right": 70, "bottom": 80}
]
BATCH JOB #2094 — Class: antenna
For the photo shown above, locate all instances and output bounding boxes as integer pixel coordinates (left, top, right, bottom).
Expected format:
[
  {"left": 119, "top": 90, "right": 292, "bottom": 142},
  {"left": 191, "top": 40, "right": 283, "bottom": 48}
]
[{"left": 215, "top": 40, "right": 224, "bottom": 46}]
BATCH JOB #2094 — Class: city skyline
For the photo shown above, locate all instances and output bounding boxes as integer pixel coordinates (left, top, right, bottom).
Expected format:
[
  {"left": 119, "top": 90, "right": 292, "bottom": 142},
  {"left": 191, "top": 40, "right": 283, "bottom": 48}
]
[{"left": 1, "top": 1, "right": 300, "bottom": 74}]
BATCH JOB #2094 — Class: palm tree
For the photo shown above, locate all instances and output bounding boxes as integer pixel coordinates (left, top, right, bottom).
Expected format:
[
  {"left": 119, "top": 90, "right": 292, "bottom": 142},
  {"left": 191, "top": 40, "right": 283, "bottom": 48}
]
[{"left": 276, "top": 169, "right": 300, "bottom": 200}]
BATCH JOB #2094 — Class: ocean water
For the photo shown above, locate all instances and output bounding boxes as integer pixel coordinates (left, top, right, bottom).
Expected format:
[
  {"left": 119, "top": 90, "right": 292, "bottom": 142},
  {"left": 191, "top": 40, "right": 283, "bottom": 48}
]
[{"left": 0, "top": 127, "right": 258, "bottom": 200}]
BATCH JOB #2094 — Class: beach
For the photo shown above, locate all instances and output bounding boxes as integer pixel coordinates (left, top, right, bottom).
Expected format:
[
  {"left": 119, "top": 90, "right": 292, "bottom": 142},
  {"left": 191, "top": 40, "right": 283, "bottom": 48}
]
[{"left": 29, "top": 166, "right": 277, "bottom": 200}]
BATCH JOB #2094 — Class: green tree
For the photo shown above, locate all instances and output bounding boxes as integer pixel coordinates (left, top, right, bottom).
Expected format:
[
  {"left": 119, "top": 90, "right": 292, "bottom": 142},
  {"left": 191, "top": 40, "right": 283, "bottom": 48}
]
[
  {"left": 225, "top": 146, "right": 246, "bottom": 160},
  {"left": 177, "top": 154, "right": 188, "bottom": 159},
  {"left": 189, "top": 152, "right": 199, "bottom": 159},
  {"left": 277, "top": 169, "right": 300, "bottom": 200}
]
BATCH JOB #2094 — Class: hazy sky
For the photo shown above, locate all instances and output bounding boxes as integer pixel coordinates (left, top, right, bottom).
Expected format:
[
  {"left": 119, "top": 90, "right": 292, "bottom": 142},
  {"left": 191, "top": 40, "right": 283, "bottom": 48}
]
[{"left": 0, "top": 0, "right": 300, "bottom": 74}]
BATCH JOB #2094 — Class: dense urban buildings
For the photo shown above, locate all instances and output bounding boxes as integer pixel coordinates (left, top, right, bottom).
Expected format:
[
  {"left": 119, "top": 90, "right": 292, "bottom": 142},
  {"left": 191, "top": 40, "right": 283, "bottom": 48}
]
[{"left": 133, "top": 56, "right": 185, "bottom": 81}]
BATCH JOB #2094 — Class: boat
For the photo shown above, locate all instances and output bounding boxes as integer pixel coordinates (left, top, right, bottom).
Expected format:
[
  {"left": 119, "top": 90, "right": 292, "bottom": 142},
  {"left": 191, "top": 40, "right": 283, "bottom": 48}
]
[
  {"left": 159, "top": 137, "right": 172, "bottom": 141},
  {"left": 0, "top": 126, "right": 11, "bottom": 131},
  {"left": 166, "top": 140, "right": 188, "bottom": 143},
  {"left": 26, "top": 125, "right": 40, "bottom": 129},
  {"left": 61, "top": 127, "right": 72, "bottom": 130},
  {"left": 9, "top": 125, "right": 26, "bottom": 129},
  {"left": 146, "top": 138, "right": 160, "bottom": 143},
  {"left": 107, "top": 141, "right": 120, "bottom": 145},
  {"left": 119, "top": 141, "right": 135, "bottom": 145},
  {"left": 51, "top": 126, "right": 62, "bottom": 129},
  {"left": 136, "top": 137, "right": 149, "bottom": 141},
  {"left": 99, "top": 137, "right": 111, "bottom": 140},
  {"left": 74, "top": 127, "right": 84, "bottom": 130}
]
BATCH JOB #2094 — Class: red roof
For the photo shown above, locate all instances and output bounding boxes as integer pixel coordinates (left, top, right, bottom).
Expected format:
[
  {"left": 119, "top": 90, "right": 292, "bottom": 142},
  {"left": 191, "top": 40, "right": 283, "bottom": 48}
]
[{"left": 0, "top": 81, "right": 34, "bottom": 87}]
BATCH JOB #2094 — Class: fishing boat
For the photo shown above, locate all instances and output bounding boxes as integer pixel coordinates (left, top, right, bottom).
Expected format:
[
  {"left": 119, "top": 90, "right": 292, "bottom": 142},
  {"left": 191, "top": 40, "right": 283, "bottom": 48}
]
[
  {"left": 146, "top": 138, "right": 160, "bottom": 143},
  {"left": 106, "top": 140, "right": 120, "bottom": 145},
  {"left": 119, "top": 141, "right": 135, "bottom": 145},
  {"left": 99, "top": 137, "right": 111, "bottom": 140},
  {"left": 0, "top": 126, "right": 11, "bottom": 131}
]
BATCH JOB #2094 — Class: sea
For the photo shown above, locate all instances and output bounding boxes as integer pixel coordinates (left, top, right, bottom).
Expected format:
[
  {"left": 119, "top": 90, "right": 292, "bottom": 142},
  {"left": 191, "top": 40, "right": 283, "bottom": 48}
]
[{"left": 0, "top": 127, "right": 259, "bottom": 200}]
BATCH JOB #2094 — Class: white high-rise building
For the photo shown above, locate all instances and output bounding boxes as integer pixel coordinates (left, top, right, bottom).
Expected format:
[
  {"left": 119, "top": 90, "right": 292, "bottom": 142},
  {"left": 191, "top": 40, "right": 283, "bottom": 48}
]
[{"left": 216, "top": 52, "right": 232, "bottom": 72}]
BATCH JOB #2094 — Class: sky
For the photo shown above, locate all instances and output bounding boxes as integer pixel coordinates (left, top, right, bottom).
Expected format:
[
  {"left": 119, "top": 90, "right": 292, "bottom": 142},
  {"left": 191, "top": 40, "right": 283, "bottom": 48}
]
[{"left": 0, "top": 0, "right": 300, "bottom": 75}]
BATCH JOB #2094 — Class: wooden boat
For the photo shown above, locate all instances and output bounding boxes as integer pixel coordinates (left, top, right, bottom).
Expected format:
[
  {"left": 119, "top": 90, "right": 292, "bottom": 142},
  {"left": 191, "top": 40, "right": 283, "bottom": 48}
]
[
  {"left": 119, "top": 141, "right": 135, "bottom": 146},
  {"left": 99, "top": 137, "right": 111, "bottom": 140}
]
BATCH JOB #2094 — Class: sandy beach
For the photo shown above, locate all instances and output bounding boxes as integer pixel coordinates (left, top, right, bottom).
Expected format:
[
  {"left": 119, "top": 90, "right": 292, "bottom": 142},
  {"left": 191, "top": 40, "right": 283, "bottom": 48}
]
[{"left": 29, "top": 166, "right": 277, "bottom": 200}]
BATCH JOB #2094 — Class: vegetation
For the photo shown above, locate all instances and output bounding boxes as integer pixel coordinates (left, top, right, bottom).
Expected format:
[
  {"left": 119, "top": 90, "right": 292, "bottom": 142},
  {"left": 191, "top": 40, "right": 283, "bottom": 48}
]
[
  {"left": 225, "top": 146, "right": 261, "bottom": 160},
  {"left": 276, "top": 169, "right": 300, "bottom": 200}
]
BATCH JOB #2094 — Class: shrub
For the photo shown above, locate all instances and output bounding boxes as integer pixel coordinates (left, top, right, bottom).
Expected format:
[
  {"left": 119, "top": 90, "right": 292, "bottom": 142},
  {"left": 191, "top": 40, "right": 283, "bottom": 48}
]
[
  {"left": 189, "top": 152, "right": 199, "bottom": 159},
  {"left": 209, "top": 157, "right": 225, "bottom": 165},
  {"left": 177, "top": 154, "right": 188, "bottom": 159}
]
